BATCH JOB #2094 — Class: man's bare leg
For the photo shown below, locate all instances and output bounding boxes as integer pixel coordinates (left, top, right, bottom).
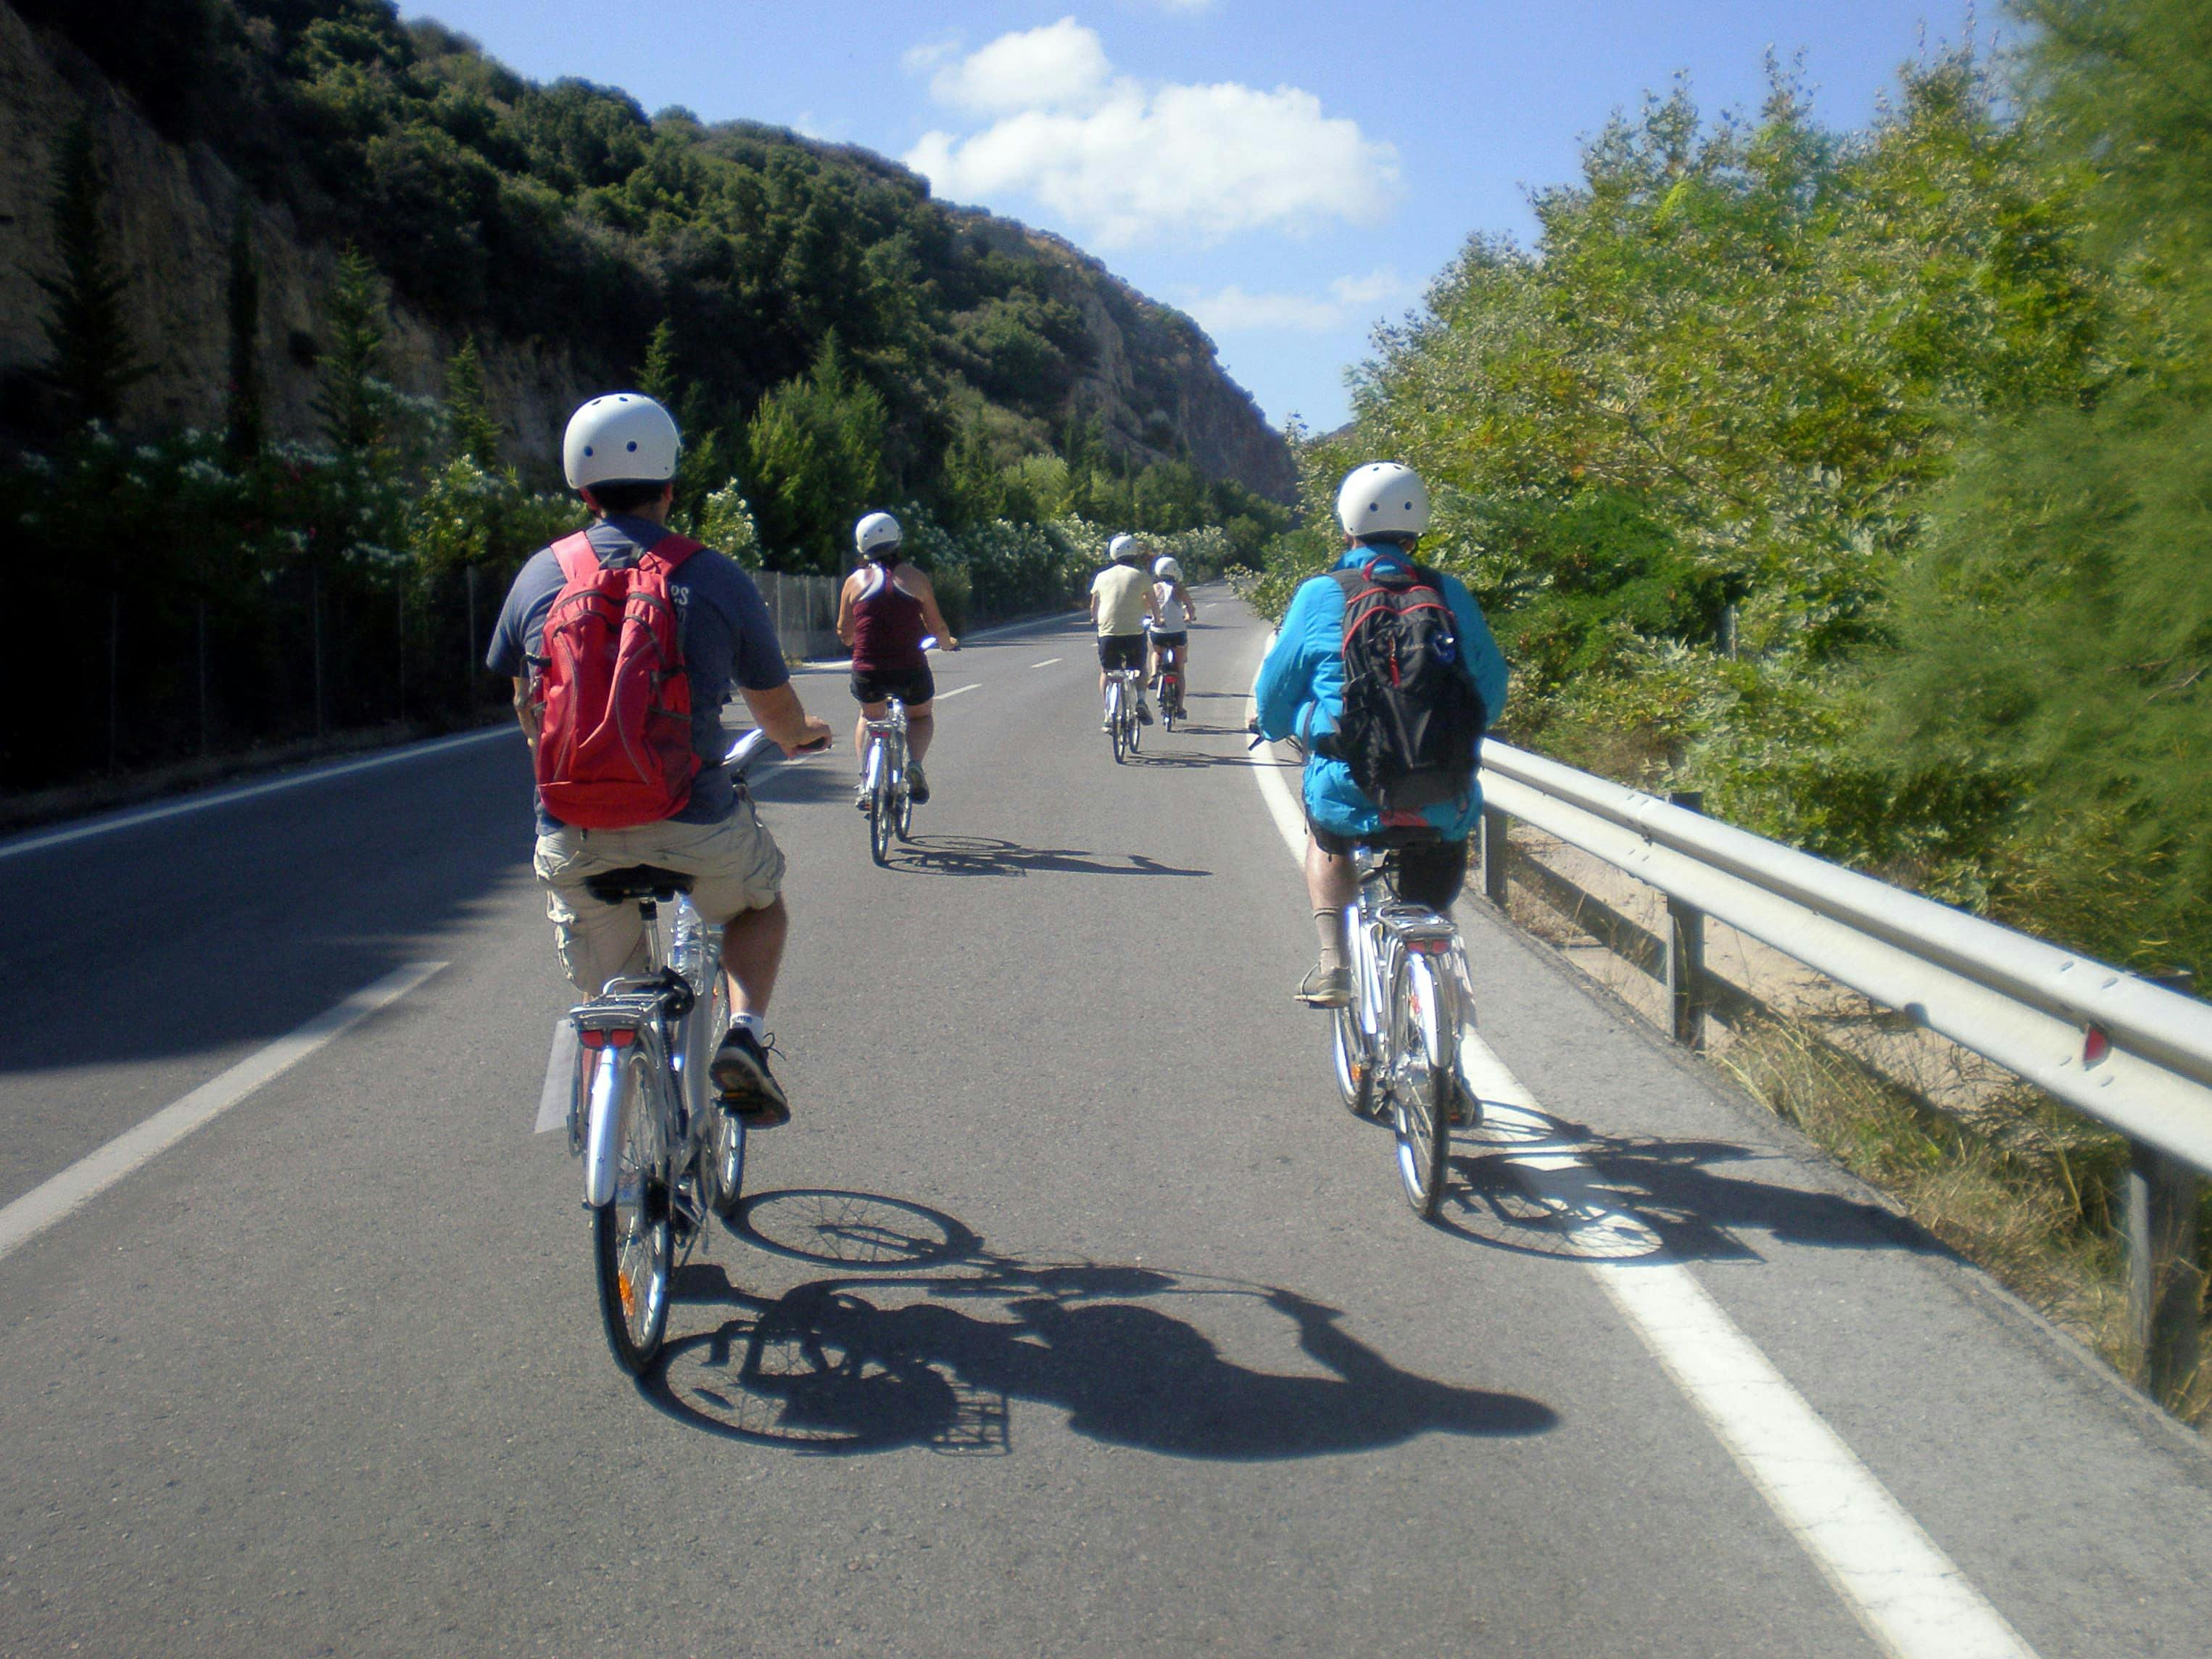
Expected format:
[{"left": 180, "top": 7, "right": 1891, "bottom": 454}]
[
  {"left": 1301, "top": 837, "right": 1357, "bottom": 1004},
  {"left": 723, "top": 896, "right": 787, "bottom": 1018}
]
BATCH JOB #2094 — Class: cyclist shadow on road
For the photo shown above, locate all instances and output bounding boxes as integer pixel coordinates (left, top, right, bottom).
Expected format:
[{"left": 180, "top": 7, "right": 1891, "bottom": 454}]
[
  {"left": 892, "top": 835, "right": 1208, "bottom": 879},
  {"left": 1431, "top": 1104, "right": 1923, "bottom": 1265},
  {"left": 645, "top": 1190, "right": 1555, "bottom": 1458}
]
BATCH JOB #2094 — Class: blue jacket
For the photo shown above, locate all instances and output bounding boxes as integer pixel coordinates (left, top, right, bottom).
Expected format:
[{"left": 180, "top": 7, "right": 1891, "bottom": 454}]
[{"left": 1254, "top": 546, "right": 1509, "bottom": 842}]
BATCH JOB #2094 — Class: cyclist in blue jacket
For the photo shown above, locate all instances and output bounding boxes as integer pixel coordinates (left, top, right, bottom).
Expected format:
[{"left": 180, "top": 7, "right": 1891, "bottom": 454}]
[{"left": 1253, "top": 462, "right": 1509, "bottom": 1006}]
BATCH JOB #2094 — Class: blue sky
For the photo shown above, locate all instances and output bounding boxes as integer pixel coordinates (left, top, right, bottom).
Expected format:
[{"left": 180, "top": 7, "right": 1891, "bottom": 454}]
[{"left": 400, "top": 0, "right": 1984, "bottom": 432}]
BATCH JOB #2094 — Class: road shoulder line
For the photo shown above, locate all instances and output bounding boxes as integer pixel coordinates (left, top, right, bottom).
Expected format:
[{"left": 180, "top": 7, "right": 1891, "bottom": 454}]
[{"left": 0, "top": 962, "right": 447, "bottom": 1262}]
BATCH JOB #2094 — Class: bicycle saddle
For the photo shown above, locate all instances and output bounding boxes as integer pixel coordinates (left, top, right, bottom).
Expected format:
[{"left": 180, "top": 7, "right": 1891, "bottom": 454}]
[{"left": 584, "top": 864, "right": 695, "bottom": 904}]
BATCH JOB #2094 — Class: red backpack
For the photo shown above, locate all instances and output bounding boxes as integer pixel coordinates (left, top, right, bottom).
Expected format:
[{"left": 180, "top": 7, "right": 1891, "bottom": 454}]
[{"left": 530, "top": 529, "right": 703, "bottom": 829}]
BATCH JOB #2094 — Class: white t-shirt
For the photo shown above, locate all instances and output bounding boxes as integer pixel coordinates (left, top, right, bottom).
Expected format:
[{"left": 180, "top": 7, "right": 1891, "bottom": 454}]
[{"left": 1150, "top": 582, "right": 1190, "bottom": 633}]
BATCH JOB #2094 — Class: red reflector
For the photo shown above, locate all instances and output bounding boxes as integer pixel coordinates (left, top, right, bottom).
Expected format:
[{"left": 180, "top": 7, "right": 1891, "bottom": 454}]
[
  {"left": 606, "top": 1028, "right": 636, "bottom": 1048},
  {"left": 1407, "top": 938, "right": 1452, "bottom": 955},
  {"left": 579, "top": 1029, "right": 607, "bottom": 1050},
  {"left": 579, "top": 1027, "right": 637, "bottom": 1051},
  {"left": 2083, "top": 1025, "right": 2110, "bottom": 1065}
]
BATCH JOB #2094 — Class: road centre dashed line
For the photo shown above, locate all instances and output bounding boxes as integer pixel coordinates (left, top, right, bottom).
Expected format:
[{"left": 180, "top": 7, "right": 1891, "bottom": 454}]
[
  {"left": 934, "top": 683, "right": 981, "bottom": 700},
  {"left": 1030, "top": 658, "right": 1062, "bottom": 668},
  {"left": 1242, "top": 712, "right": 2037, "bottom": 1659},
  {"left": 0, "top": 963, "right": 447, "bottom": 1264}
]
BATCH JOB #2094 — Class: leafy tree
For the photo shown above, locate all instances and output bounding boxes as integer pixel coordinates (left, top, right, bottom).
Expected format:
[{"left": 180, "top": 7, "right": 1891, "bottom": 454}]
[
  {"left": 743, "top": 334, "right": 888, "bottom": 571},
  {"left": 443, "top": 334, "right": 501, "bottom": 466},
  {"left": 36, "top": 117, "right": 146, "bottom": 431},
  {"left": 315, "top": 244, "right": 393, "bottom": 456}
]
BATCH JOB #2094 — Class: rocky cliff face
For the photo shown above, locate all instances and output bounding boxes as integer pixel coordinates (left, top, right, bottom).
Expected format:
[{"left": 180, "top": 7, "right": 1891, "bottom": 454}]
[
  {"left": 0, "top": 4, "right": 593, "bottom": 460},
  {"left": 0, "top": 2, "right": 1292, "bottom": 500}
]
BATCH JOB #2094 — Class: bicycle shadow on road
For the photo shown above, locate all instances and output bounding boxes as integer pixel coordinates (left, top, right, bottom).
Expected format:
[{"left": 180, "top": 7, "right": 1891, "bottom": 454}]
[
  {"left": 1425, "top": 1102, "right": 1922, "bottom": 1265},
  {"left": 890, "top": 835, "right": 1209, "bottom": 880},
  {"left": 642, "top": 1189, "right": 1556, "bottom": 1458}
]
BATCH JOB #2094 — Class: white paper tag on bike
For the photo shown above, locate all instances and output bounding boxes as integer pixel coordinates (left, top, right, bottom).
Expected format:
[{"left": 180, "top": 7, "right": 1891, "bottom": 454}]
[{"left": 534, "top": 1017, "right": 579, "bottom": 1135}]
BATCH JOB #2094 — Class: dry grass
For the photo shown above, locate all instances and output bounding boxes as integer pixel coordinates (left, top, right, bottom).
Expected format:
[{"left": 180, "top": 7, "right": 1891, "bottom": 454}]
[{"left": 1717, "top": 1016, "right": 2212, "bottom": 1423}]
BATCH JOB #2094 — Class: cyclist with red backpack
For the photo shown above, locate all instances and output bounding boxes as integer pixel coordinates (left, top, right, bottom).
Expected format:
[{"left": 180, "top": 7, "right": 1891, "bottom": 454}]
[
  {"left": 487, "top": 392, "right": 832, "bottom": 1126},
  {"left": 1252, "top": 462, "right": 1508, "bottom": 1007}
]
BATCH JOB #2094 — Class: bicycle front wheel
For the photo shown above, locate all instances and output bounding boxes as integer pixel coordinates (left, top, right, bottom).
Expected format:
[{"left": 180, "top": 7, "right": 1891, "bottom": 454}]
[
  {"left": 595, "top": 1051, "right": 674, "bottom": 1372},
  {"left": 1388, "top": 953, "right": 1453, "bottom": 1219},
  {"left": 895, "top": 774, "right": 914, "bottom": 840},
  {"left": 869, "top": 772, "right": 893, "bottom": 865},
  {"left": 1108, "top": 684, "right": 1128, "bottom": 764}
]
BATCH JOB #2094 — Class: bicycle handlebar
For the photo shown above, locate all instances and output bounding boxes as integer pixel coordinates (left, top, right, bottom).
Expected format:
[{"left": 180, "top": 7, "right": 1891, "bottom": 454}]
[{"left": 724, "top": 727, "right": 831, "bottom": 776}]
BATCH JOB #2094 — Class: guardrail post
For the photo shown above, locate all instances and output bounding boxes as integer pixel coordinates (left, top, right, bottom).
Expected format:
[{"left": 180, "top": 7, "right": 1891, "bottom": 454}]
[
  {"left": 1481, "top": 807, "right": 1509, "bottom": 908},
  {"left": 2128, "top": 970, "right": 2205, "bottom": 1407},
  {"left": 1665, "top": 790, "right": 1707, "bottom": 1051}
]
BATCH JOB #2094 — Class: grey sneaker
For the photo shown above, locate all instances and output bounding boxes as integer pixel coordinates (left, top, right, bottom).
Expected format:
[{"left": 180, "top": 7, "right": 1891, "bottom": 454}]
[
  {"left": 711, "top": 1027, "right": 791, "bottom": 1127},
  {"left": 1296, "top": 962, "right": 1351, "bottom": 1007},
  {"left": 853, "top": 780, "right": 871, "bottom": 812},
  {"left": 907, "top": 763, "right": 929, "bottom": 806},
  {"left": 1136, "top": 700, "right": 1154, "bottom": 726}
]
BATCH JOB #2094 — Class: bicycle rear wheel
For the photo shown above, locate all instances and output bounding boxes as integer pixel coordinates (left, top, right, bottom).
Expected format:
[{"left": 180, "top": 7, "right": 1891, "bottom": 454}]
[
  {"left": 595, "top": 1051, "right": 674, "bottom": 1371},
  {"left": 1388, "top": 953, "right": 1453, "bottom": 1219},
  {"left": 1108, "top": 684, "right": 1127, "bottom": 764},
  {"left": 868, "top": 754, "right": 893, "bottom": 865},
  {"left": 1331, "top": 1001, "right": 1375, "bottom": 1117}
]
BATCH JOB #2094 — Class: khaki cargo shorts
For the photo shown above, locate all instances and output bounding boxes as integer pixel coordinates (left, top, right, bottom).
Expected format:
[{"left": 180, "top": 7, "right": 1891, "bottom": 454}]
[{"left": 534, "top": 799, "right": 785, "bottom": 996}]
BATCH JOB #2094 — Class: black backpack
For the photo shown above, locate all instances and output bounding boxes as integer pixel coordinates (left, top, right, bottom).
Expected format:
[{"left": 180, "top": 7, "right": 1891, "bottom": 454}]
[{"left": 1314, "top": 558, "right": 1486, "bottom": 814}]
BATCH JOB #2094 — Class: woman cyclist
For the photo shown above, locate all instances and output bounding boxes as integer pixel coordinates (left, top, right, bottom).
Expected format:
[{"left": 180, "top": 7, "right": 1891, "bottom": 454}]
[
  {"left": 1147, "top": 555, "right": 1197, "bottom": 719},
  {"left": 837, "top": 511, "right": 958, "bottom": 809}
]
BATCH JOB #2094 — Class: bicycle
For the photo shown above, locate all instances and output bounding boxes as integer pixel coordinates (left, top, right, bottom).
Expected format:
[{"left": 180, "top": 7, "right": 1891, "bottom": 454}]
[
  {"left": 859, "top": 696, "right": 914, "bottom": 866},
  {"left": 1151, "top": 653, "right": 1186, "bottom": 732},
  {"left": 1103, "top": 667, "right": 1144, "bottom": 763},
  {"left": 1327, "top": 833, "right": 1480, "bottom": 1219},
  {"left": 568, "top": 727, "right": 815, "bottom": 1373}
]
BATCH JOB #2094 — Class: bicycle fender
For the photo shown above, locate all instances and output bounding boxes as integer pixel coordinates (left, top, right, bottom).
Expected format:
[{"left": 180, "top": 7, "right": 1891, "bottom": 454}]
[{"left": 582, "top": 1050, "right": 624, "bottom": 1208}]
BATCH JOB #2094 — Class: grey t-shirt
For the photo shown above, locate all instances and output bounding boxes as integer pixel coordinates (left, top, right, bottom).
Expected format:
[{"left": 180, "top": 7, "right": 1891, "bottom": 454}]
[{"left": 486, "top": 515, "right": 790, "bottom": 832}]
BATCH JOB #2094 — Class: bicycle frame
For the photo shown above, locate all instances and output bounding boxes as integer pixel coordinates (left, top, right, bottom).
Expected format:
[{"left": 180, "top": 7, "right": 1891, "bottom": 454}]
[{"left": 861, "top": 700, "right": 909, "bottom": 798}]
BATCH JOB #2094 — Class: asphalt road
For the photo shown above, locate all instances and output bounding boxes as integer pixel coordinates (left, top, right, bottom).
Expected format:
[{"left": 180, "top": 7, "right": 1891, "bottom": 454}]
[{"left": 3, "top": 586, "right": 2210, "bottom": 1658}]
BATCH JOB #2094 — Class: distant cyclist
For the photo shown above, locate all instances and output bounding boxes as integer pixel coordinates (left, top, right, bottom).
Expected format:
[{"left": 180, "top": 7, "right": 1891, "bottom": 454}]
[
  {"left": 1090, "top": 533, "right": 1160, "bottom": 729},
  {"left": 1147, "top": 554, "right": 1197, "bottom": 717},
  {"left": 837, "top": 510, "right": 958, "bottom": 811},
  {"left": 1252, "top": 462, "right": 1508, "bottom": 1006},
  {"left": 488, "top": 392, "right": 832, "bottom": 1125}
]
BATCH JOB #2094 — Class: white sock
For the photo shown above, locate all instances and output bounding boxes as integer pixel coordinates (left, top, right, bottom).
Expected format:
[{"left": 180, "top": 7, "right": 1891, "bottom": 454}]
[{"left": 729, "top": 1011, "right": 763, "bottom": 1040}]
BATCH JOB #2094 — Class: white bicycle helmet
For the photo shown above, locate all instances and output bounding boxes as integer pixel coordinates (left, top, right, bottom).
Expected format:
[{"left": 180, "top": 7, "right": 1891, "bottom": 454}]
[
  {"left": 1335, "top": 460, "right": 1430, "bottom": 539},
  {"left": 563, "top": 392, "right": 682, "bottom": 490},
  {"left": 1108, "top": 532, "right": 1143, "bottom": 563},
  {"left": 1153, "top": 555, "right": 1182, "bottom": 582},
  {"left": 855, "top": 510, "right": 903, "bottom": 560}
]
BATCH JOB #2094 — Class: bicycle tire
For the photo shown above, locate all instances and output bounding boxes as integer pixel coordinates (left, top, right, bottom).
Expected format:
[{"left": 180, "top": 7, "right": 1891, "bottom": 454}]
[
  {"left": 1388, "top": 953, "right": 1453, "bottom": 1219},
  {"left": 1108, "top": 683, "right": 1127, "bottom": 764},
  {"left": 1331, "top": 1001, "right": 1375, "bottom": 1117},
  {"left": 697, "top": 976, "right": 745, "bottom": 1224},
  {"left": 595, "top": 1050, "right": 673, "bottom": 1372},
  {"left": 869, "top": 765, "right": 893, "bottom": 865},
  {"left": 1127, "top": 695, "right": 1142, "bottom": 754},
  {"left": 895, "top": 774, "right": 914, "bottom": 840}
]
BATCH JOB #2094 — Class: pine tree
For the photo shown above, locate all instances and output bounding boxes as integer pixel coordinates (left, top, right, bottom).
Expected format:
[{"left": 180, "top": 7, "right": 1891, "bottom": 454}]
[
  {"left": 223, "top": 202, "right": 263, "bottom": 460},
  {"left": 36, "top": 116, "right": 145, "bottom": 430},
  {"left": 444, "top": 335, "right": 501, "bottom": 466},
  {"left": 315, "top": 246, "right": 391, "bottom": 457}
]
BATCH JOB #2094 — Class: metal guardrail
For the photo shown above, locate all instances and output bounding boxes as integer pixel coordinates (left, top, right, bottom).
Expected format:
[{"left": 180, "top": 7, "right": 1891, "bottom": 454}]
[{"left": 1476, "top": 738, "right": 2208, "bottom": 1406}]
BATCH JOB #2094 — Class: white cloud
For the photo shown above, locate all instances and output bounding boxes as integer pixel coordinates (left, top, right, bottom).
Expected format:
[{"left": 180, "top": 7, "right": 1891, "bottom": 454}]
[
  {"left": 1180, "top": 268, "right": 1416, "bottom": 335},
  {"left": 928, "top": 17, "right": 1111, "bottom": 115},
  {"left": 903, "top": 23, "right": 1399, "bottom": 247}
]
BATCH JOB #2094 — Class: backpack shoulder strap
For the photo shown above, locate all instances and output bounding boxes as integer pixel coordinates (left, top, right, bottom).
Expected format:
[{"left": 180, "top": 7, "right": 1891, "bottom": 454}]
[
  {"left": 551, "top": 530, "right": 600, "bottom": 587},
  {"left": 644, "top": 530, "right": 704, "bottom": 574}
]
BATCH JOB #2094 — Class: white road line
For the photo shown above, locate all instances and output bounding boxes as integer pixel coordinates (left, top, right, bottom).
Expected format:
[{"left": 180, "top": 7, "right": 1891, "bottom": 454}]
[
  {"left": 0, "top": 729, "right": 510, "bottom": 862},
  {"left": 0, "top": 962, "right": 447, "bottom": 1263},
  {"left": 935, "top": 684, "right": 982, "bottom": 700},
  {"left": 1030, "top": 658, "right": 1062, "bottom": 668},
  {"left": 1243, "top": 716, "right": 2036, "bottom": 1659}
]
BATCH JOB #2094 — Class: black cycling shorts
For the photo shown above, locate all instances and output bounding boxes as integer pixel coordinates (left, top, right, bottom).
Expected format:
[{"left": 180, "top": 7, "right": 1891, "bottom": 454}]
[
  {"left": 1098, "top": 634, "right": 1146, "bottom": 672},
  {"left": 1148, "top": 630, "right": 1188, "bottom": 651},
  {"left": 850, "top": 662, "right": 935, "bottom": 707},
  {"left": 1309, "top": 824, "right": 1470, "bottom": 910}
]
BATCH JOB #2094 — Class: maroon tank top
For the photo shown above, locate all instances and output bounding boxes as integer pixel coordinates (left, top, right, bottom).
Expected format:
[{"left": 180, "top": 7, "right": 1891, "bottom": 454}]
[{"left": 850, "top": 563, "right": 927, "bottom": 671}]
